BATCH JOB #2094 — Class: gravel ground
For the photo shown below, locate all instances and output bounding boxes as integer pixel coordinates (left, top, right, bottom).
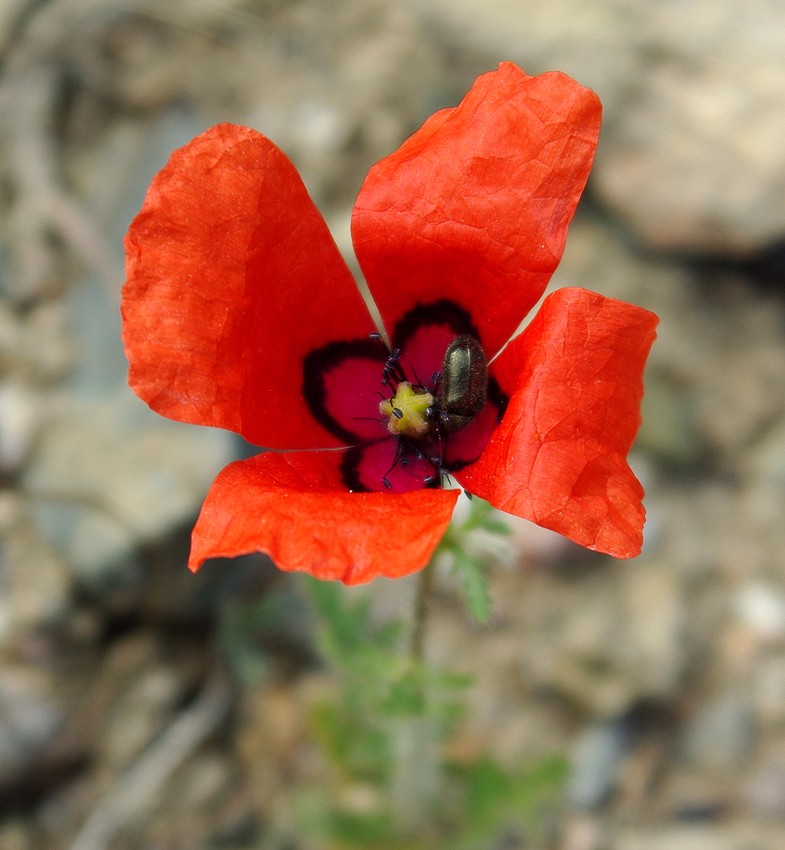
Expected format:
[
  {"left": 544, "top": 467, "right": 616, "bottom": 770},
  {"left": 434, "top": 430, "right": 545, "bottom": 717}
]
[{"left": 2, "top": 1, "right": 785, "bottom": 848}]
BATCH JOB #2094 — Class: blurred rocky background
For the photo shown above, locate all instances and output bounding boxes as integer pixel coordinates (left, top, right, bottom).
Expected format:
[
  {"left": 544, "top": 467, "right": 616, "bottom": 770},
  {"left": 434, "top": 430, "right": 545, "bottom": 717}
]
[{"left": 1, "top": 0, "right": 785, "bottom": 848}]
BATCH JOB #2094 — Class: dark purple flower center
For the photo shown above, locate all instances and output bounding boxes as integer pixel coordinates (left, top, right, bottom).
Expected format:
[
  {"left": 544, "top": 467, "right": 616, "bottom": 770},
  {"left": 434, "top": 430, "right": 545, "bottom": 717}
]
[{"left": 303, "top": 301, "right": 506, "bottom": 493}]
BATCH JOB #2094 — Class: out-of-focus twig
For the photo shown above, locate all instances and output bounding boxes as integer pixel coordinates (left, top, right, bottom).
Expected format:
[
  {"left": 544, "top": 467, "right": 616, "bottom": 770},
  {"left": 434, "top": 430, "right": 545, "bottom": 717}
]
[
  {"left": 66, "top": 670, "right": 232, "bottom": 850},
  {"left": 2, "top": 63, "right": 119, "bottom": 299}
]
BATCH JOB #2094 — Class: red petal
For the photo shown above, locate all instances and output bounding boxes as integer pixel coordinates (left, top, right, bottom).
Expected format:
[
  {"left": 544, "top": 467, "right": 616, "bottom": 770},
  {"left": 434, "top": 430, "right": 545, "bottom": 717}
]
[
  {"left": 458, "top": 288, "right": 658, "bottom": 558},
  {"left": 188, "top": 451, "right": 459, "bottom": 584},
  {"left": 123, "top": 124, "right": 374, "bottom": 449},
  {"left": 352, "top": 63, "right": 602, "bottom": 358}
]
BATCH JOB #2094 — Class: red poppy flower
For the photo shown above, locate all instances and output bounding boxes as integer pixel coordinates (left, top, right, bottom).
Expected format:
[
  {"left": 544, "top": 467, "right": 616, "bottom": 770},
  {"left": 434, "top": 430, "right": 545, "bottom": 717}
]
[{"left": 122, "top": 62, "right": 657, "bottom": 585}]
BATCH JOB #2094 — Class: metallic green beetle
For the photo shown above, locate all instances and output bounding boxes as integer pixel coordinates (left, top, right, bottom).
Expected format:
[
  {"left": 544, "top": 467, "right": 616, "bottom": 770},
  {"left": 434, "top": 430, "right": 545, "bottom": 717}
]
[{"left": 436, "top": 334, "right": 488, "bottom": 432}]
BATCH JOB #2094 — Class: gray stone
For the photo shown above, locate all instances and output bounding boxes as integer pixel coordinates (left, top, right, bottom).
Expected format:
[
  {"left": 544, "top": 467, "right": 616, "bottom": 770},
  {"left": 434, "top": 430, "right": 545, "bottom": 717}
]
[
  {"left": 742, "top": 759, "right": 785, "bottom": 819},
  {"left": 417, "top": 0, "right": 785, "bottom": 254},
  {"left": 0, "top": 381, "right": 39, "bottom": 473},
  {"left": 0, "top": 666, "right": 63, "bottom": 785},
  {"left": 417, "top": 0, "right": 645, "bottom": 110},
  {"left": 734, "top": 582, "right": 785, "bottom": 645},
  {"left": 523, "top": 562, "right": 687, "bottom": 715},
  {"left": 21, "top": 389, "right": 232, "bottom": 580},
  {"left": 748, "top": 420, "right": 785, "bottom": 490},
  {"left": 568, "top": 719, "right": 628, "bottom": 809},
  {"left": 0, "top": 820, "right": 34, "bottom": 850},
  {"left": 681, "top": 687, "right": 755, "bottom": 772},
  {"left": 612, "top": 823, "right": 785, "bottom": 850},
  {"left": 0, "top": 301, "right": 73, "bottom": 384},
  {"left": 0, "top": 492, "right": 71, "bottom": 646},
  {"left": 595, "top": 0, "right": 785, "bottom": 254},
  {"left": 750, "top": 654, "right": 785, "bottom": 727}
]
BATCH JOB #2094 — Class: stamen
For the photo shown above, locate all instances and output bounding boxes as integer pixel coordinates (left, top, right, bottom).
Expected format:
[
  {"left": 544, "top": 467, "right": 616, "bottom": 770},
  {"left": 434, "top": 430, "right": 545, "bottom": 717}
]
[{"left": 379, "top": 382, "right": 435, "bottom": 438}]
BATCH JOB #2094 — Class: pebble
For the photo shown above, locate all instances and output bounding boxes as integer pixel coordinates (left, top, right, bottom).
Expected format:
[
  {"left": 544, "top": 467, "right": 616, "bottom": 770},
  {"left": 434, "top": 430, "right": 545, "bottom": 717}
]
[
  {"left": 524, "top": 562, "right": 686, "bottom": 716},
  {"left": 0, "top": 667, "right": 63, "bottom": 787},
  {"left": 611, "top": 822, "right": 785, "bottom": 850},
  {"left": 0, "top": 821, "right": 34, "bottom": 850},
  {"left": 568, "top": 718, "right": 628, "bottom": 809},
  {"left": 680, "top": 687, "right": 755, "bottom": 772},
  {"left": 21, "top": 389, "right": 233, "bottom": 580},
  {"left": 742, "top": 758, "right": 785, "bottom": 819},
  {"left": 734, "top": 582, "right": 785, "bottom": 644},
  {"left": 750, "top": 654, "right": 785, "bottom": 727},
  {"left": 0, "top": 381, "right": 39, "bottom": 472},
  {"left": 0, "top": 494, "right": 71, "bottom": 645}
]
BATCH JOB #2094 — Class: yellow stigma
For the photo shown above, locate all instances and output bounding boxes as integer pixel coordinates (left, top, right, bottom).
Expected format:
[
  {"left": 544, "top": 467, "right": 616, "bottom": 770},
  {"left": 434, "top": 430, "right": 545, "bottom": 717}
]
[{"left": 379, "top": 381, "right": 435, "bottom": 438}]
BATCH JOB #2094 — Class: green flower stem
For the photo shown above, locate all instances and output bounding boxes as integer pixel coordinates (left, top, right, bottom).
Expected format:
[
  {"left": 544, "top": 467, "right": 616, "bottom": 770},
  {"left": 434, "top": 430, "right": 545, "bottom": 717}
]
[
  {"left": 410, "top": 558, "right": 435, "bottom": 667},
  {"left": 386, "top": 560, "right": 440, "bottom": 832}
]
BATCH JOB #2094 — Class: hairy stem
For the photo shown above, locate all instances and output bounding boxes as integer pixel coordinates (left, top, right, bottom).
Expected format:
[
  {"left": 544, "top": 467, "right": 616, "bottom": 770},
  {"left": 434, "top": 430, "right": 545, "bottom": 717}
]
[{"left": 410, "top": 559, "right": 435, "bottom": 666}]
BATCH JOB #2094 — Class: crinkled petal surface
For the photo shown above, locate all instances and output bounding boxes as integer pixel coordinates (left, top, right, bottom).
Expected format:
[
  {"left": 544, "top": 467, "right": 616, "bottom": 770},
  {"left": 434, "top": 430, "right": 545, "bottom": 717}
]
[
  {"left": 352, "top": 62, "right": 602, "bottom": 358},
  {"left": 123, "top": 123, "right": 375, "bottom": 449},
  {"left": 189, "top": 452, "right": 460, "bottom": 584},
  {"left": 459, "top": 287, "right": 658, "bottom": 557}
]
